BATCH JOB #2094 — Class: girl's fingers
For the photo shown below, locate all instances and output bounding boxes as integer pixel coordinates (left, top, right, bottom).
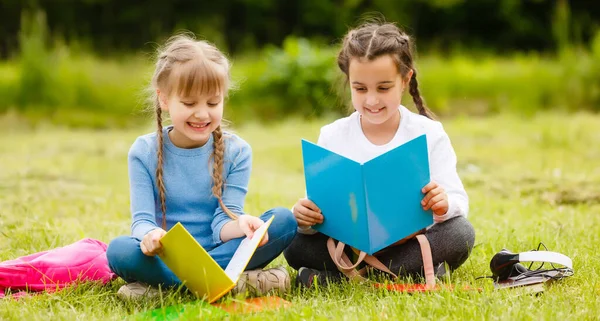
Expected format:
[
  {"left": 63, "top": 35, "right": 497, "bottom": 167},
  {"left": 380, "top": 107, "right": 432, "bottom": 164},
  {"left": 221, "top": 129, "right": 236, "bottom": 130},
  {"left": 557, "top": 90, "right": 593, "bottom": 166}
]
[
  {"left": 424, "top": 193, "right": 444, "bottom": 210},
  {"left": 292, "top": 202, "right": 324, "bottom": 226},
  {"left": 259, "top": 232, "right": 269, "bottom": 247},
  {"left": 421, "top": 181, "right": 438, "bottom": 194},
  {"left": 421, "top": 186, "right": 442, "bottom": 206},
  {"left": 239, "top": 220, "right": 254, "bottom": 239},
  {"left": 141, "top": 240, "right": 157, "bottom": 256},
  {"left": 295, "top": 210, "right": 321, "bottom": 225},
  {"left": 424, "top": 193, "right": 445, "bottom": 211},
  {"left": 151, "top": 238, "right": 162, "bottom": 249},
  {"left": 296, "top": 217, "right": 315, "bottom": 227},
  {"left": 299, "top": 198, "right": 321, "bottom": 213},
  {"left": 432, "top": 199, "right": 449, "bottom": 215},
  {"left": 140, "top": 242, "right": 149, "bottom": 255},
  {"left": 249, "top": 219, "right": 263, "bottom": 231},
  {"left": 294, "top": 213, "right": 315, "bottom": 225},
  {"left": 141, "top": 229, "right": 167, "bottom": 256},
  {"left": 296, "top": 206, "right": 323, "bottom": 222}
]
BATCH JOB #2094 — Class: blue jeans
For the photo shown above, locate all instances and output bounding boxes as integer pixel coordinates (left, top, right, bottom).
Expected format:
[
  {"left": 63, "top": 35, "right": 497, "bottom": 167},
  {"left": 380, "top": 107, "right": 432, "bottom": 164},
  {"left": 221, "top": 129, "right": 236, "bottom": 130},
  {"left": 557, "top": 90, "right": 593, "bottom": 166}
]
[{"left": 106, "top": 207, "right": 297, "bottom": 287}]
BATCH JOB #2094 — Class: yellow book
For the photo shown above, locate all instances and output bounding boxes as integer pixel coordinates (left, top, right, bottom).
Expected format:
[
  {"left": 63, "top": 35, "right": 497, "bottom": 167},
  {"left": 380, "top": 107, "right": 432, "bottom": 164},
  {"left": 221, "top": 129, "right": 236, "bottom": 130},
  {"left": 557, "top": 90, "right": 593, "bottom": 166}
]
[{"left": 159, "top": 215, "right": 274, "bottom": 303}]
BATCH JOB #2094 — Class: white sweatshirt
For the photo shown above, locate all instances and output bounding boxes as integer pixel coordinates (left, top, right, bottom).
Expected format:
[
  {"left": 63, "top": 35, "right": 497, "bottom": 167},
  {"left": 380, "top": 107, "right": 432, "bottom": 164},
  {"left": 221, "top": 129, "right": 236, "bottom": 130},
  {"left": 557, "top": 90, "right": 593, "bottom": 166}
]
[{"left": 297, "top": 105, "right": 469, "bottom": 235}]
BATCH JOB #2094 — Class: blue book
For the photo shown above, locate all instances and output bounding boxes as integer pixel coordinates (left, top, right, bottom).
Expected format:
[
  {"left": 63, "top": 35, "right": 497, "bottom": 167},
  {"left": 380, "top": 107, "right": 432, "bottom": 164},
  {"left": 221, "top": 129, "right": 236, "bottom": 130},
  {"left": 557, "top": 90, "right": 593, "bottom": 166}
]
[{"left": 301, "top": 134, "right": 433, "bottom": 255}]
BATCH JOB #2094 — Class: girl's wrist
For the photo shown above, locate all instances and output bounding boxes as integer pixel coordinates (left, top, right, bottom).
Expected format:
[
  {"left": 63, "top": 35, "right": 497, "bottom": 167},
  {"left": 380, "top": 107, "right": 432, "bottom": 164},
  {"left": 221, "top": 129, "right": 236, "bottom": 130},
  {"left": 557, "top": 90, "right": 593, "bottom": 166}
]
[{"left": 220, "top": 219, "right": 245, "bottom": 242}]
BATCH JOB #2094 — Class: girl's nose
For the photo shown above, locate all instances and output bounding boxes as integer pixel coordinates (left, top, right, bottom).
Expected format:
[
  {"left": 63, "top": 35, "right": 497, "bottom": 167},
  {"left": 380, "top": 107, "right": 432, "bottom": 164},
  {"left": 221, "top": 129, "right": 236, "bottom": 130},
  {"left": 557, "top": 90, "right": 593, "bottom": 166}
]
[
  {"left": 193, "top": 108, "right": 208, "bottom": 119},
  {"left": 365, "top": 95, "right": 379, "bottom": 106}
]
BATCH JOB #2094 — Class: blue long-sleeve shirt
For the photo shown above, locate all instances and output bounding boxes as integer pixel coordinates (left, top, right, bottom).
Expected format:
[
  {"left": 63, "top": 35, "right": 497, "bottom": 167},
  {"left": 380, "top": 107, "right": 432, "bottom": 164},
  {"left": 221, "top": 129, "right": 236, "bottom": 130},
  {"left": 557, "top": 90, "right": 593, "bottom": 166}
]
[{"left": 128, "top": 126, "right": 251, "bottom": 252}]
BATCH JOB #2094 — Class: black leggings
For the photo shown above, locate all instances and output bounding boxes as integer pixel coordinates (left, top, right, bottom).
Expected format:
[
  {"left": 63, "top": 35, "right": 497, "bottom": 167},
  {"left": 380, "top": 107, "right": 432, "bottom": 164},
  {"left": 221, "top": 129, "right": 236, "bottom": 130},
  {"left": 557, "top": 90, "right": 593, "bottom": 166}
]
[{"left": 284, "top": 216, "right": 475, "bottom": 277}]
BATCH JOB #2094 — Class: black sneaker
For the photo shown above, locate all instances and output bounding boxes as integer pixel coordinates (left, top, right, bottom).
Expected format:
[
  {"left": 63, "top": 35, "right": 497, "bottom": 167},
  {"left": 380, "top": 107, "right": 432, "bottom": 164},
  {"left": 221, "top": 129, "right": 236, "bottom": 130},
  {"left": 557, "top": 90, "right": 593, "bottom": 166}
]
[
  {"left": 435, "top": 262, "right": 448, "bottom": 278},
  {"left": 296, "top": 267, "right": 343, "bottom": 288}
]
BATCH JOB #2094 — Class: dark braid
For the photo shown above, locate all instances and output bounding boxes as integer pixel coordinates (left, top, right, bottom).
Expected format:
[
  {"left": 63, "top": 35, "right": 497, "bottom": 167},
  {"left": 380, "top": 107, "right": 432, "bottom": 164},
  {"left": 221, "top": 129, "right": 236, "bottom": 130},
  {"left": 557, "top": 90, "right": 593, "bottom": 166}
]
[{"left": 408, "top": 70, "right": 434, "bottom": 119}]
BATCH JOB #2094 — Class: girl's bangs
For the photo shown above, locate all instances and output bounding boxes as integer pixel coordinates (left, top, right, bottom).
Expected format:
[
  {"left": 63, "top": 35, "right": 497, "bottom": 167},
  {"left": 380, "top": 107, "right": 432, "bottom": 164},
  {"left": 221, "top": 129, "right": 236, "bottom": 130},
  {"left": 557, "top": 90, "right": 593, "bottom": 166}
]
[{"left": 172, "top": 59, "right": 228, "bottom": 98}]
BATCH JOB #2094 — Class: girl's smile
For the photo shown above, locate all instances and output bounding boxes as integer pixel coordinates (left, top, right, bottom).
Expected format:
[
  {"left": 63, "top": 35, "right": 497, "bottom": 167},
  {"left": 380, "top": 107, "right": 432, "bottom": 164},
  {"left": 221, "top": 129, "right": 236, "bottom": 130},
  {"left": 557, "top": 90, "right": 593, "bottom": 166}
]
[
  {"left": 365, "top": 106, "right": 385, "bottom": 114},
  {"left": 187, "top": 121, "right": 211, "bottom": 132}
]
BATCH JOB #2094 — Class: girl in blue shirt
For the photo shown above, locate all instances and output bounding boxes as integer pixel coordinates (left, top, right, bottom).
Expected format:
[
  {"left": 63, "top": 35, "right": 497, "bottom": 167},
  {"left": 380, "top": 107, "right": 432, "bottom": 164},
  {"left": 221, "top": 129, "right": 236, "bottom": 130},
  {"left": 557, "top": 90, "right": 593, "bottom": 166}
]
[{"left": 106, "top": 34, "right": 297, "bottom": 299}]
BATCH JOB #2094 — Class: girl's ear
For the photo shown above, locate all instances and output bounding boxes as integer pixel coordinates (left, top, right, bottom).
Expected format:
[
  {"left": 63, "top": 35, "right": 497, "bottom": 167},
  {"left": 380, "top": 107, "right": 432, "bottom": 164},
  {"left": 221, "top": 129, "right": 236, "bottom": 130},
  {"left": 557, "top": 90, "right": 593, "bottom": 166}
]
[
  {"left": 403, "top": 69, "right": 414, "bottom": 89},
  {"left": 157, "top": 89, "right": 169, "bottom": 111}
]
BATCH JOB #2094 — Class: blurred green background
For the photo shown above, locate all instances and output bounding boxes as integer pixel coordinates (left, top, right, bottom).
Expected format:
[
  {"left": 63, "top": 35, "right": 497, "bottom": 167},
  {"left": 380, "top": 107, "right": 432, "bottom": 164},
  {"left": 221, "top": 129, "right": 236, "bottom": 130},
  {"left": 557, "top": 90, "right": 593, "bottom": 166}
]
[
  {"left": 2, "top": 2, "right": 600, "bottom": 320},
  {"left": 0, "top": 0, "right": 599, "bottom": 127}
]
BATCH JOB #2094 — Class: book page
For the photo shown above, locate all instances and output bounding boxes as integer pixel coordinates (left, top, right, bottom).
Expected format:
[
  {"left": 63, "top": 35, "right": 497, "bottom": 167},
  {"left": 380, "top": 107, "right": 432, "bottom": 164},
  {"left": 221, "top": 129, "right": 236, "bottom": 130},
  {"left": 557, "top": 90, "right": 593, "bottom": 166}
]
[
  {"left": 362, "top": 134, "right": 433, "bottom": 254},
  {"left": 224, "top": 215, "right": 274, "bottom": 282},
  {"left": 301, "top": 139, "right": 370, "bottom": 253}
]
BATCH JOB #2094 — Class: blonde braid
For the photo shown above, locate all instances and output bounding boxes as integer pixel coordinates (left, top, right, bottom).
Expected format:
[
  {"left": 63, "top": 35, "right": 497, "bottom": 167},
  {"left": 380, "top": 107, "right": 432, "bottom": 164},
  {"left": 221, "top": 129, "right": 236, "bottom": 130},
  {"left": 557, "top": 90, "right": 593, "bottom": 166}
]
[
  {"left": 211, "top": 126, "right": 238, "bottom": 220},
  {"left": 155, "top": 100, "right": 168, "bottom": 229}
]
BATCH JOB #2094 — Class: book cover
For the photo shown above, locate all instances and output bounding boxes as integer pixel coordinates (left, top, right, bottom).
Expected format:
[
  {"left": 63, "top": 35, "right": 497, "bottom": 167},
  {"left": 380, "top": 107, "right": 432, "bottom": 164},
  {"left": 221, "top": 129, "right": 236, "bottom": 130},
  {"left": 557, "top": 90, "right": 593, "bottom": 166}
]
[
  {"left": 301, "top": 134, "right": 433, "bottom": 255},
  {"left": 159, "top": 215, "right": 274, "bottom": 303}
]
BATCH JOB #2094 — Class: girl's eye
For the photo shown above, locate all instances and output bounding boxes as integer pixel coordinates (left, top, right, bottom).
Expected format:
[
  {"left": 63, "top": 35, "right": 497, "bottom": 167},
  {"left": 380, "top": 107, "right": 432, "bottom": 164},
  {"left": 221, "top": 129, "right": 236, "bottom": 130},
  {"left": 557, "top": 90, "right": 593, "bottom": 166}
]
[
  {"left": 354, "top": 87, "right": 366, "bottom": 92},
  {"left": 379, "top": 87, "right": 390, "bottom": 91},
  {"left": 208, "top": 101, "right": 220, "bottom": 107},
  {"left": 182, "top": 102, "right": 195, "bottom": 107}
]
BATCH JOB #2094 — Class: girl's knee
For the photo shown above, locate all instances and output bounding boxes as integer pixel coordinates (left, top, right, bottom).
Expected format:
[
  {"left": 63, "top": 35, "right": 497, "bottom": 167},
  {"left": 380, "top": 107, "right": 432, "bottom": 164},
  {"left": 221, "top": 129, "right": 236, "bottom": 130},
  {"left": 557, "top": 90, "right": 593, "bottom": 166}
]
[
  {"left": 452, "top": 216, "right": 475, "bottom": 250},
  {"left": 106, "top": 236, "right": 141, "bottom": 268},
  {"left": 266, "top": 207, "right": 296, "bottom": 225},
  {"left": 265, "top": 207, "right": 298, "bottom": 237},
  {"left": 430, "top": 216, "right": 475, "bottom": 270},
  {"left": 275, "top": 207, "right": 298, "bottom": 246},
  {"left": 438, "top": 216, "right": 475, "bottom": 251},
  {"left": 276, "top": 207, "right": 298, "bottom": 229}
]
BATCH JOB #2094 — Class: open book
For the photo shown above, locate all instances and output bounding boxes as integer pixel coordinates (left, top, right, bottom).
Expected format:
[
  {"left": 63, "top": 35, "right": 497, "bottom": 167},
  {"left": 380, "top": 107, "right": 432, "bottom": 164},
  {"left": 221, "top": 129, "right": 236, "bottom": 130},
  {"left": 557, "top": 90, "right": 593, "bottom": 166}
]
[
  {"left": 159, "top": 215, "right": 274, "bottom": 303},
  {"left": 301, "top": 134, "right": 433, "bottom": 255}
]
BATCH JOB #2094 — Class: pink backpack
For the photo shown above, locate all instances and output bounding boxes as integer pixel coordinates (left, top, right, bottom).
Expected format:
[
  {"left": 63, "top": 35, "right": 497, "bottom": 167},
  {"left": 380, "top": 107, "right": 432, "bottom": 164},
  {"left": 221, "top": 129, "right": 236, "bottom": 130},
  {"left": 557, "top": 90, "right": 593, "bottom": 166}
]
[{"left": 0, "top": 238, "right": 116, "bottom": 298}]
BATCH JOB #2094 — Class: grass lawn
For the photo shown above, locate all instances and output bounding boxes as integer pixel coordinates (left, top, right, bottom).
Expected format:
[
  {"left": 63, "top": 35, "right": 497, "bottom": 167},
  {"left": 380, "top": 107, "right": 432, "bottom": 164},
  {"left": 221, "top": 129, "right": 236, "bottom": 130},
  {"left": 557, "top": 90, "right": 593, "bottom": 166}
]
[{"left": 1, "top": 112, "right": 599, "bottom": 320}]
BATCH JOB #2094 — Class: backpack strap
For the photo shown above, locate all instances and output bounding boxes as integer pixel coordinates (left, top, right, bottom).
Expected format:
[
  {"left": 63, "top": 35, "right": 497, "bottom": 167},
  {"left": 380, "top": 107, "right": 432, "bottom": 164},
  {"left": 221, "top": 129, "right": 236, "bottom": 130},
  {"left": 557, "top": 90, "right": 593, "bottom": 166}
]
[
  {"left": 326, "top": 235, "right": 436, "bottom": 289},
  {"left": 326, "top": 238, "right": 398, "bottom": 280},
  {"left": 326, "top": 238, "right": 366, "bottom": 280},
  {"left": 416, "top": 234, "right": 435, "bottom": 289}
]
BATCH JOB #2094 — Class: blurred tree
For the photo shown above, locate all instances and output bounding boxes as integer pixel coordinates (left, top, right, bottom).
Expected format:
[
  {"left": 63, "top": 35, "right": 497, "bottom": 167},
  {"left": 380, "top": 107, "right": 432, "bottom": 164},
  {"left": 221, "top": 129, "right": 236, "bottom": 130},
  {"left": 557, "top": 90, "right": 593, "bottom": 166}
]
[
  {"left": 0, "top": 0, "right": 22, "bottom": 58},
  {"left": 0, "top": 0, "right": 599, "bottom": 58}
]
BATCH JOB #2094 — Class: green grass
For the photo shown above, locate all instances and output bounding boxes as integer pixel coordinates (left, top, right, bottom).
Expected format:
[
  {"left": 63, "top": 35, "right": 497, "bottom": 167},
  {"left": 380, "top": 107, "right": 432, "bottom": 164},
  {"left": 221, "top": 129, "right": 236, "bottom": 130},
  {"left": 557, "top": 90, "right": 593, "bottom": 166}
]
[{"left": 1, "top": 112, "right": 600, "bottom": 320}]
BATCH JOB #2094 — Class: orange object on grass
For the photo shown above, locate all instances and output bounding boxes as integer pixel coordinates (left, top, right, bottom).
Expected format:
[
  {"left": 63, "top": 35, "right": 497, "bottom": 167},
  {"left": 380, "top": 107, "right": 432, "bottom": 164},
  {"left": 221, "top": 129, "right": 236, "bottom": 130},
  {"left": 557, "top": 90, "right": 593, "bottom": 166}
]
[{"left": 374, "top": 283, "right": 481, "bottom": 292}]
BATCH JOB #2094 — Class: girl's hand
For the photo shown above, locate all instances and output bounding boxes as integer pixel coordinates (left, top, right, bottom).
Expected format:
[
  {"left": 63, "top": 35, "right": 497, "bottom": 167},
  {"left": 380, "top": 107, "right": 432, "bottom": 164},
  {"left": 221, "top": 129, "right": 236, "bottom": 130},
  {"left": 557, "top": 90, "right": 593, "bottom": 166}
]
[
  {"left": 238, "top": 215, "right": 269, "bottom": 247},
  {"left": 293, "top": 198, "right": 323, "bottom": 227},
  {"left": 141, "top": 228, "right": 167, "bottom": 256},
  {"left": 421, "top": 181, "right": 449, "bottom": 216}
]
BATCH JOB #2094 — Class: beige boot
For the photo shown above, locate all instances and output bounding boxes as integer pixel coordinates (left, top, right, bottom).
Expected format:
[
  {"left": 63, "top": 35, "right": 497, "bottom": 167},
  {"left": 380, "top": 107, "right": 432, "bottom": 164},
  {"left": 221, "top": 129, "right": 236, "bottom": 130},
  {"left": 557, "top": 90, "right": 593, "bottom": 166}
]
[
  {"left": 116, "top": 282, "right": 160, "bottom": 300},
  {"left": 232, "top": 266, "right": 291, "bottom": 296}
]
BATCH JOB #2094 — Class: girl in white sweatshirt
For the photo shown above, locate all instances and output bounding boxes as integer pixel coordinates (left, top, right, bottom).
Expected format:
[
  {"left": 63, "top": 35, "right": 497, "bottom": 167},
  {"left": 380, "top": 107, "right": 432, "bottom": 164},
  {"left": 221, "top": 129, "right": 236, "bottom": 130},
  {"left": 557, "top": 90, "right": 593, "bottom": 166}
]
[{"left": 284, "top": 22, "right": 475, "bottom": 288}]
